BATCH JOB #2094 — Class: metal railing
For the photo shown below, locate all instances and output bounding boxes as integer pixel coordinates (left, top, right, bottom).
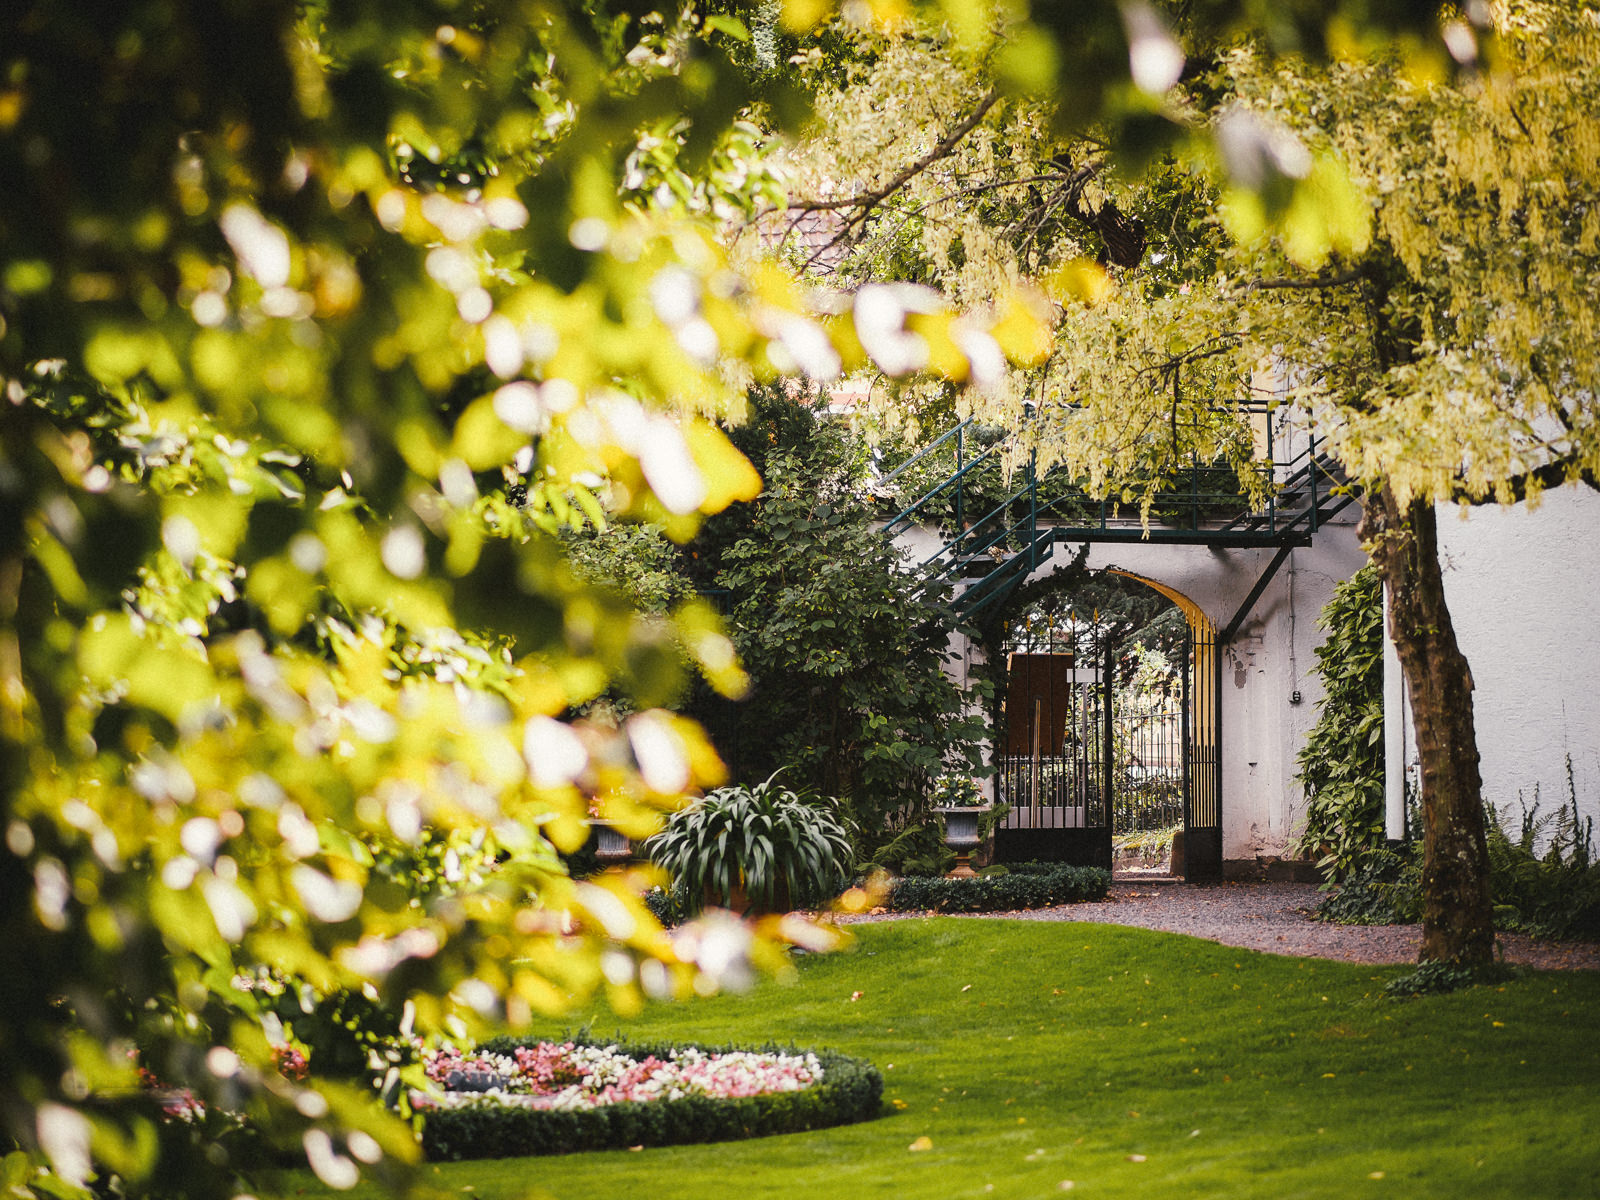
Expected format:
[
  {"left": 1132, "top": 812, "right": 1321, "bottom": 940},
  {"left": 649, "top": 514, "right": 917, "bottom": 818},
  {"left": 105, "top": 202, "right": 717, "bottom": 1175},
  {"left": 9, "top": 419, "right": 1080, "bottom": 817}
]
[{"left": 876, "top": 394, "right": 1358, "bottom": 611}]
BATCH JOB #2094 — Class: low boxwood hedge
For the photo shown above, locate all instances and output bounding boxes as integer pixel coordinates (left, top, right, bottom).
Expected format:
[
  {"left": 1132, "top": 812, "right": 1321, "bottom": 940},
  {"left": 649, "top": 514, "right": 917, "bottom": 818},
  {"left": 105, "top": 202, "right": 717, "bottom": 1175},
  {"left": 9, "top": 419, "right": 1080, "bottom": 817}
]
[
  {"left": 886, "top": 862, "right": 1110, "bottom": 913},
  {"left": 418, "top": 1037, "right": 883, "bottom": 1160}
]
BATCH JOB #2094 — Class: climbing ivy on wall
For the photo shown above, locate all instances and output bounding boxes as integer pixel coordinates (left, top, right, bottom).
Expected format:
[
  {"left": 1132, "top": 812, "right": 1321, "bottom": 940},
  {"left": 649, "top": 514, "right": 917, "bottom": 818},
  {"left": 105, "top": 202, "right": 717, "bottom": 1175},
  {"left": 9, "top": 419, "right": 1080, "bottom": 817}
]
[{"left": 1295, "top": 564, "right": 1387, "bottom": 880}]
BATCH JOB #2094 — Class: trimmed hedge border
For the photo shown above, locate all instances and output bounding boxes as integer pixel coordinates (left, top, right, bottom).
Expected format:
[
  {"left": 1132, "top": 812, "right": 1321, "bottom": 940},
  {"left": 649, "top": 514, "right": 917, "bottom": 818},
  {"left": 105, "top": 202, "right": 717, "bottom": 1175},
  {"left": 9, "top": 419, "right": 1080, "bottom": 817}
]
[
  {"left": 886, "top": 862, "right": 1111, "bottom": 913},
  {"left": 418, "top": 1036, "right": 883, "bottom": 1160}
]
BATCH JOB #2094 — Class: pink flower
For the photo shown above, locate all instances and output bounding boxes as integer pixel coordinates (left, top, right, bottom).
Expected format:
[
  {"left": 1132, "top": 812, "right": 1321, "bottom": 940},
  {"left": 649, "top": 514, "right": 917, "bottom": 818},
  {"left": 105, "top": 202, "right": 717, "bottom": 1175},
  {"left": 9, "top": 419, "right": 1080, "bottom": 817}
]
[
  {"left": 418, "top": 1043, "right": 822, "bottom": 1111},
  {"left": 274, "top": 1045, "right": 310, "bottom": 1082}
]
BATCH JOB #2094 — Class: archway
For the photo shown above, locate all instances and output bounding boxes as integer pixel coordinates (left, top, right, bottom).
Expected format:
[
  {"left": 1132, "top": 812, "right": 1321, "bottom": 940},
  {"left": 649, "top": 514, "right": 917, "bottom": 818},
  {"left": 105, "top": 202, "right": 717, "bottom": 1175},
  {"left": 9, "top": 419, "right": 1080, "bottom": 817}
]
[
  {"left": 986, "top": 570, "right": 1221, "bottom": 881},
  {"left": 1108, "top": 571, "right": 1222, "bottom": 881}
]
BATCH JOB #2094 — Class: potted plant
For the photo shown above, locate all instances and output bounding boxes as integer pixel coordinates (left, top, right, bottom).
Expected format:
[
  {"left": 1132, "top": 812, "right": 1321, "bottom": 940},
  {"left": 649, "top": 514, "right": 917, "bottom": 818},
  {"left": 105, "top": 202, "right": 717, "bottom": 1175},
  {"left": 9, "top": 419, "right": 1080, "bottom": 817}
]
[
  {"left": 931, "top": 773, "right": 989, "bottom": 879},
  {"left": 644, "top": 774, "right": 856, "bottom": 915}
]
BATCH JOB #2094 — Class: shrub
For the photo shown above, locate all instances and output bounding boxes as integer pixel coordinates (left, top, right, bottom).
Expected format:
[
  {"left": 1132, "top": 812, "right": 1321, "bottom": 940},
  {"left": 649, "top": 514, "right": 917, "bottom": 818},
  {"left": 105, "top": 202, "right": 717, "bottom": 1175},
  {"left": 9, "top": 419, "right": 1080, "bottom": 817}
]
[
  {"left": 686, "top": 388, "right": 991, "bottom": 852},
  {"left": 886, "top": 862, "right": 1110, "bottom": 913},
  {"left": 869, "top": 822, "right": 954, "bottom": 877},
  {"left": 645, "top": 775, "right": 856, "bottom": 914},
  {"left": 1316, "top": 844, "right": 1423, "bottom": 926},
  {"left": 1485, "top": 781, "right": 1600, "bottom": 941},
  {"left": 1294, "top": 565, "right": 1387, "bottom": 881},
  {"left": 1319, "top": 785, "right": 1600, "bottom": 940},
  {"left": 418, "top": 1037, "right": 883, "bottom": 1160}
]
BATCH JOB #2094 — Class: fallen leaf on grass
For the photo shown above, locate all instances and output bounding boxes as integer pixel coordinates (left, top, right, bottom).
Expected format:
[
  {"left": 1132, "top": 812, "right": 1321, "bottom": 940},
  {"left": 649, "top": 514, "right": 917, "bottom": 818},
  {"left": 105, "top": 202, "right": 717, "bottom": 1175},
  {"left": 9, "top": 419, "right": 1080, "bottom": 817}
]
[
  {"left": 891, "top": 1099, "right": 908, "bottom": 1110},
  {"left": 909, "top": 1136, "right": 933, "bottom": 1152}
]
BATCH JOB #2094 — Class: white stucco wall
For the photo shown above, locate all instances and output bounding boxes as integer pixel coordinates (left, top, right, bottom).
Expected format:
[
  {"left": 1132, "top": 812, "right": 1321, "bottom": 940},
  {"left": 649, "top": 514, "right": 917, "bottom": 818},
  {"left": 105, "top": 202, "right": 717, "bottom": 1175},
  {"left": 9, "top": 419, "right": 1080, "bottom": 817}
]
[{"left": 1433, "top": 483, "right": 1600, "bottom": 837}]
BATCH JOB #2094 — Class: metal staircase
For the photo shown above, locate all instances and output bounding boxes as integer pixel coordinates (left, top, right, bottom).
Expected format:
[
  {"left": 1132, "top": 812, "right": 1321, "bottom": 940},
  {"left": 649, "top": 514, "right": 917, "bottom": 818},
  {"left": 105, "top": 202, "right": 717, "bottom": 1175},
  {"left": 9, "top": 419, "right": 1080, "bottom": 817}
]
[
  {"left": 878, "top": 404, "right": 1357, "bottom": 616},
  {"left": 878, "top": 420, "right": 1055, "bottom": 617}
]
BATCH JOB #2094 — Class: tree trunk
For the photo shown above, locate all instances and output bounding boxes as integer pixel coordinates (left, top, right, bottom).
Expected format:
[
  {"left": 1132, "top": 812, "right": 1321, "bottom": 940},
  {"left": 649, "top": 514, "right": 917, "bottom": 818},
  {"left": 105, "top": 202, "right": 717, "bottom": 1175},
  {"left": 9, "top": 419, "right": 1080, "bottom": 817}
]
[{"left": 1360, "top": 487, "right": 1494, "bottom": 965}]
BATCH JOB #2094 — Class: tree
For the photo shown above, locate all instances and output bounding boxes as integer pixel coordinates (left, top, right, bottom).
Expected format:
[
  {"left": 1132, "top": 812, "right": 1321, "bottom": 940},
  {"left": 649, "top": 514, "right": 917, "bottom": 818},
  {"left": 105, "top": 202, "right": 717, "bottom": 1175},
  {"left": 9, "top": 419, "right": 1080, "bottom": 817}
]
[
  {"left": 692, "top": 387, "right": 989, "bottom": 844},
  {"left": 1191, "top": 9, "right": 1600, "bottom": 964}
]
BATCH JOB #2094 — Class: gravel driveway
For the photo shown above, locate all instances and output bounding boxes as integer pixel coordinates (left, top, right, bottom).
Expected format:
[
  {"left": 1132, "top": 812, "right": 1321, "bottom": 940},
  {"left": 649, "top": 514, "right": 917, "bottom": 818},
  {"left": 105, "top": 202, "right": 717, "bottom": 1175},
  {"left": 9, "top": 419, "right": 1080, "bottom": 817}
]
[{"left": 851, "top": 880, "right": 1600, "bottom": 971}]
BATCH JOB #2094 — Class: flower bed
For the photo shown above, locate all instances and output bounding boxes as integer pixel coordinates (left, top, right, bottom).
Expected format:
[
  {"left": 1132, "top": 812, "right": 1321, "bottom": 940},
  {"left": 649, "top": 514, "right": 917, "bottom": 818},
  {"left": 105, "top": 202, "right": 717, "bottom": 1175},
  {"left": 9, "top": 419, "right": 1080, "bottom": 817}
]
[{"left": 415, "top": 1037, "right": 883, "bottom": 1159}]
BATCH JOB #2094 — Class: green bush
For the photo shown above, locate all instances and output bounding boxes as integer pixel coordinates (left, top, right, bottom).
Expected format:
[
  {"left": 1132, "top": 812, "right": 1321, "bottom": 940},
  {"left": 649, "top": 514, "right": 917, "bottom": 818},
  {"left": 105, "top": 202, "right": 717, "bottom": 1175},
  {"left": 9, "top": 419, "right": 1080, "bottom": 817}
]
[
  {"left": 687, "top": 388, "right": 991, "bottom": 855},
  {"left": 644, "top": 775, "right": 856, "bottom": 914},
  {"left": 1485, "top": 785, "right": 1600, "bottom": 940},
  {"left": 419, "top": 1038, "right": 883, "bottom": 1160},
  {"left": 1316, "top": 844, "right": 1423, "bottom": 926},
  {"left": 1319, "top": 786, "right": 1600, "bottom": 940},
  {"left": 886, "top": 862, "right": 1110, "bottom": 912},
  {"left": 868, "top": 822, "right": 955, "bottom": 877},
  {"left": 1295, "top": 565, "right": 1387, "bottom": 881}
]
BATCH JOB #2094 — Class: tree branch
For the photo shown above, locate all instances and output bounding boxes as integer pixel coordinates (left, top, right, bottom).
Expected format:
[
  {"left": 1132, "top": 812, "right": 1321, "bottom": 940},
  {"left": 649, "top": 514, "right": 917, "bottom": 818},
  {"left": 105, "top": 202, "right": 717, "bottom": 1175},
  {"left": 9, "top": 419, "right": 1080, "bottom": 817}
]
[
  {"left": 785, "top": 89, "right": 1001, "bottom": 216},
  {"left": 1451, "top": 458, "right": 1600, "bottom": 506}
]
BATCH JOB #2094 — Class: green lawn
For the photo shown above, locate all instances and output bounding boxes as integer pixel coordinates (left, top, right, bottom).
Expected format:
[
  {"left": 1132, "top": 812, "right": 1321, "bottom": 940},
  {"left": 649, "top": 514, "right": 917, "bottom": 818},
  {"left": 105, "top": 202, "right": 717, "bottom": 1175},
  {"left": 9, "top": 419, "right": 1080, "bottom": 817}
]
[{"left": 283, "top": 919, "right": 1600, "bottom": 1200}]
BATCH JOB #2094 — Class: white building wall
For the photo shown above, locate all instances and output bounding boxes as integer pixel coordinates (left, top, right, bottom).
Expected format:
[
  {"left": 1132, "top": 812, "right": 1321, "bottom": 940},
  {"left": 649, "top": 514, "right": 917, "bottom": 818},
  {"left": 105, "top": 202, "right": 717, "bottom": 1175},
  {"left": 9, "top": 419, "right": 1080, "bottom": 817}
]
[{"left": 1433, "top": 483, "right": 1600, "bottom": 836}]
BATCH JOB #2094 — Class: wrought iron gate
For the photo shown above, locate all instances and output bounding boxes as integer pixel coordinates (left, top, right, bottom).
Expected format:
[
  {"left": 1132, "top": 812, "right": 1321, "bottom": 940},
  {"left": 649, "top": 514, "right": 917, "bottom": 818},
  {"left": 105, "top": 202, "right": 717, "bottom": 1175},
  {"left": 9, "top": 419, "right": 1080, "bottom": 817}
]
[
  {"left": 993, "top": 620, "right": 1114, "bottom": 869},
  {"left": 993, "top": 616, "right": 1223, "bottom": 880}
]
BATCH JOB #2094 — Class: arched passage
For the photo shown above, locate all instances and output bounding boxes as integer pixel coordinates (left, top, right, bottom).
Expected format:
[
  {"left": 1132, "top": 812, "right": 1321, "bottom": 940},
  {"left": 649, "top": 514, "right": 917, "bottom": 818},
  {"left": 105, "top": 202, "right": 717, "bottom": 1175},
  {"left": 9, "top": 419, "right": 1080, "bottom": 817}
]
[
  {"left": 987, "top": 569, "right": 1222, "bottom": 881},
  {"left": 1108, "top": 571, "right": 1222, "bottom": 880}
]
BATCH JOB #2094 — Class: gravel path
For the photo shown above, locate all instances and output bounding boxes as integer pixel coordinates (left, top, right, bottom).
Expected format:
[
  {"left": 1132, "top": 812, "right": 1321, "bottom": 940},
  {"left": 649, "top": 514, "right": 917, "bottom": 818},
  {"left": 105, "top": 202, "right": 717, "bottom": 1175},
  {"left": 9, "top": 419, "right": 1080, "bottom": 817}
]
[{"left": 846, "top": 880, "right": 1600, "bottom": 971}]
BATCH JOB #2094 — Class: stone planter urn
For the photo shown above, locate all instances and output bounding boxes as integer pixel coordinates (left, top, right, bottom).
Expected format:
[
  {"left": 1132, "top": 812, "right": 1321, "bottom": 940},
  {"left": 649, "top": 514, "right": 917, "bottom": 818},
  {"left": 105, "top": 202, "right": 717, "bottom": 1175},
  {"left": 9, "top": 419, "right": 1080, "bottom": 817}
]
[
  {"left": 935, "top": 805, "right": 989, "bottom": 879},
  {"left": 592, "top": 821, "right": 633, "bottom": 867}
]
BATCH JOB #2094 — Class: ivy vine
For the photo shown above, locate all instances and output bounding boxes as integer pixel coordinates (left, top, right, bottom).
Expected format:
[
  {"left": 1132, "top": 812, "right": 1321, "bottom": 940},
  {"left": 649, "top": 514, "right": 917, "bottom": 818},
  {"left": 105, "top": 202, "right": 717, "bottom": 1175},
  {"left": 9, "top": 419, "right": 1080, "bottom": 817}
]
[{"left": 1294, "top": 564, "right": 1387, "bottom": 880}]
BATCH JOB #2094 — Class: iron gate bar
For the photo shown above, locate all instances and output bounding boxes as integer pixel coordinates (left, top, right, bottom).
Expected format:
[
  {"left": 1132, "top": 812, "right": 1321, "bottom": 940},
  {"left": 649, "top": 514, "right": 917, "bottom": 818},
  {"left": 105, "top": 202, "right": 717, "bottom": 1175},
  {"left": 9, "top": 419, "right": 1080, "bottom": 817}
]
[
  {"left": 1181, "top": 628, "right": 1191, "bottom": 859},
  {"left": 1102, "top": 639, "right": 1114, "bottom": 846}
]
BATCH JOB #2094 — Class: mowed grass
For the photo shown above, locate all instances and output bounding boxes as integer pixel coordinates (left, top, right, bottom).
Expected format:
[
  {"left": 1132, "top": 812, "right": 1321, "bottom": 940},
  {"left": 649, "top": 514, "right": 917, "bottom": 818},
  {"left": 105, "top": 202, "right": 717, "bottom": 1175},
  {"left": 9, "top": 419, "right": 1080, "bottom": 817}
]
[{"left": 284, "top": 920, "right": 1600, "bottom": 1200}]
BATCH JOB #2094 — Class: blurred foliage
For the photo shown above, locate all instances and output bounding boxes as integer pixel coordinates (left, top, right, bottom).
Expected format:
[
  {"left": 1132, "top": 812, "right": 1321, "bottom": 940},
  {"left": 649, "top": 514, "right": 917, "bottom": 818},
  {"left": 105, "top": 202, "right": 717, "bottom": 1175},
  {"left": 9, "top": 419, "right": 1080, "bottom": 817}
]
[{"left": 0, "top": 2, "right": 1047, "bottom": 1196}]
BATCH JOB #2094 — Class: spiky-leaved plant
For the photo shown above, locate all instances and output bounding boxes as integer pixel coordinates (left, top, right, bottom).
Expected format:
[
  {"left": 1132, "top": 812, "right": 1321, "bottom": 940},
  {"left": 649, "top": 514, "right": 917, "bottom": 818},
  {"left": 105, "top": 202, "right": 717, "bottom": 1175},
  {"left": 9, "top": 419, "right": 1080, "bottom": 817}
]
[{"left": 646, "top": 775, "right": 856, "bottom": 914}]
